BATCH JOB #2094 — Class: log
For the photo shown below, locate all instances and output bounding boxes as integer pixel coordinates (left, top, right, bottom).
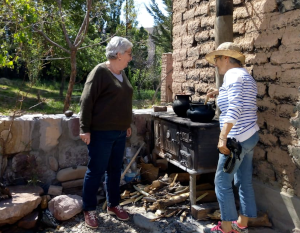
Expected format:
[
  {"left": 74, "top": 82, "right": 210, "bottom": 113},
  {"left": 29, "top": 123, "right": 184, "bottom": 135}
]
[
  {"left": 166, "top": 205, "right": 190, "bottom": 210},
  {"left": 133, "top": 185, "right": 151, "bottom": 197},
  {"left": 169, "top": 174, "right": 178, "bottom": 187},
  {"left": 150, "top": 180, "right": 168, "bottom": 190},
  {"left": 196, "top": 190, "right": 217, "bottom": 203},
  {"left": 121, "top": 190, "right": 131, "bottom": 199},
  {"left": 196, "top": 192, "right": 208, "bottom": 202},
  {"left": 206, "top": 210, "right": 272, "bottom": 227},
  {"left": 149, "top": 202, "right": 159, "bottom": 211},
  {"left": 120, "top": 198, "right": 134, "bottom": 206},
  {"left": 153, "top": 106, "right": 167, "bottom": 112},
  {"left": 140, "top": 163, "right": 159, "bottom": 182},
  {"left": 249, "top": 212, "right": 272, "bottom": 227},
  {"left": 191, "top": 202, "right": 219, "bottom": 220},
  {"left": 172, "top": 186, "right": 189, "bottom": 195},
  {"left": 134, "top": 195, "right": 144, "bottom": 203},
  {"left": 157, "top": 192, "right": 190, "bottom": 210},
  {"left": 142, "top": 196, "right": 156, "bottom": 202},
  {"left": 169, "top": 173, "right": 200, "bottom": 183},
  {"left": 180, "top": 211, "right": 187, "bottom": 222},
  {"left": 156, "top": 159, "right": 168, "bottom": 171},
  {"left": 207, "top": 209, "right": 221, "bottom": 219}
]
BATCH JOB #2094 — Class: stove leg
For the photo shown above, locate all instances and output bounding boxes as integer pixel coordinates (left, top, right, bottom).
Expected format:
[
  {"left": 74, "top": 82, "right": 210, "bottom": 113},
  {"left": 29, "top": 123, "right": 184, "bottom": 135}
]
[{"left": 189, "top": 174, "right": 196, "bottom": 205}]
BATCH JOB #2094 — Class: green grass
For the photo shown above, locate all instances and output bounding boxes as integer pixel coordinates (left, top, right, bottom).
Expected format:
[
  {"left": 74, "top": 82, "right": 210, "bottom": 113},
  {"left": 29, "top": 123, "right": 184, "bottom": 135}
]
[
  {"left": 0, "top": 80, "right": 160, "bottom": 115},
  {"left": 0, "top": 79, "right": 83, "bottom": 115}
]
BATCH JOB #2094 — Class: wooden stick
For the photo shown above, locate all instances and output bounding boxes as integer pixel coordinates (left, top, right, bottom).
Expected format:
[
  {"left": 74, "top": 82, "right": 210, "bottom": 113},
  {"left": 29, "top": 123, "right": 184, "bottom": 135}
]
[
  {"left": 103, "top": 142, "right": 145, "bottom": 210},
  {"left": 180, "top": 211, "right": 187, "bottom": 222},
  {"left": 169, "top": 173, "right": 178, "bottom": 187},
  {"left": 120, "top": 198, "right": 134, "bottom": 206},
  {"left": 165, "top": 210, "right": 178, "bottom": 218},
  {"left": 142, "top": 196, "right": 157, "bottom": 202},
  {"left": 150, "top": 215, "right": 165, "bottom": 222},
  {"left": 102, "top": 201, "right": 107, "bottom": 210},
  {"left": 134, "top": 195, "right": 144, "bottom": 203},
  {"left": 196, "top": 192, "right": 208, "bottom": 202},
  {"left": 121, "top": 142, "right": 145, "bottom": 180},
  {"left": 134, "top": 185, "right": 151, "bottom": 197}
]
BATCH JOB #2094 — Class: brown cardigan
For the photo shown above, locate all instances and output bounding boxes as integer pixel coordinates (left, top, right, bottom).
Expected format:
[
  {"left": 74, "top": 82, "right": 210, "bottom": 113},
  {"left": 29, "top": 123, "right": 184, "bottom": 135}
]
[{"left": 80, "top": 63, "right": 133, "bottom": 133}]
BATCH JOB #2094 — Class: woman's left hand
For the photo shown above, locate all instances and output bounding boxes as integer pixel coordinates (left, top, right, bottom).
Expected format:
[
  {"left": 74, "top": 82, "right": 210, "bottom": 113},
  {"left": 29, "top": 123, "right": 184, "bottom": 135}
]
[
  {"left": 126, "top": 128, "right": 132, "bottom": 137},
  {"left": 218, "top": 137, "right": 230, "bottom": 155}
]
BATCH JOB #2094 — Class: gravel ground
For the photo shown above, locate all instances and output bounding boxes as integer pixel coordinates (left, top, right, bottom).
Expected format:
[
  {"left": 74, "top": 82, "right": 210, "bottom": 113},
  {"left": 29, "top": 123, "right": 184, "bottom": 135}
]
[
  {"left": 0, "top": 201, "right": 282, "bottom": 233},
  {"left": 40, "top": 204, "right": 150, "bottom": 233}
]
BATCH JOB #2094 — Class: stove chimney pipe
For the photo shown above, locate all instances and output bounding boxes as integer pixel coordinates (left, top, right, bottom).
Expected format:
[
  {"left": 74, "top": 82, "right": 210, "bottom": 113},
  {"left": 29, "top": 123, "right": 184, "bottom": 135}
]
[{"left": 215, "top": 0, "right": 233, "bottom": 114}]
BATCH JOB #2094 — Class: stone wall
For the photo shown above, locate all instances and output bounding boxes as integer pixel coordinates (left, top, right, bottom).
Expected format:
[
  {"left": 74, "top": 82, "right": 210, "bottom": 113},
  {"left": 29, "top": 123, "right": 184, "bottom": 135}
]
[
  {"left": 0, "top": 115, "right": 88, "bottom": 185},
  {"left": 171, "top": 0, "right": 300, "bottom": 199},
  {"left": 0, "top": 113, "right": 147, "bottom": 187}
]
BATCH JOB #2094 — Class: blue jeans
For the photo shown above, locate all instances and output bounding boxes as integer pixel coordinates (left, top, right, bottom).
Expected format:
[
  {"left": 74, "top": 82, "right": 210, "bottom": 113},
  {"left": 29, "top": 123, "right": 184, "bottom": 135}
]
[
  {"left": 215, "top": 131, "right": 259, "bottom": 221},
  {"left": 82, "top": 130, "right": 126, "bottom": 211}
]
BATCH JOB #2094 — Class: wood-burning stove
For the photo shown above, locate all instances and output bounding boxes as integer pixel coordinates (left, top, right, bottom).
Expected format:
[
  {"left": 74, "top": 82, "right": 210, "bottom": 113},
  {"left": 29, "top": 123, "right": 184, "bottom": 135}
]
[{"left": 152, "top": 112, "right": 220, "bottom": 205}]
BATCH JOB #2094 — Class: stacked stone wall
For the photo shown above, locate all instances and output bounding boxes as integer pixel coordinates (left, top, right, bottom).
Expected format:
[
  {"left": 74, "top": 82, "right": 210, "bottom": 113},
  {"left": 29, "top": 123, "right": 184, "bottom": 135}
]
[{"left": 172, "top": 0, "right": 300, "bottom": 197}]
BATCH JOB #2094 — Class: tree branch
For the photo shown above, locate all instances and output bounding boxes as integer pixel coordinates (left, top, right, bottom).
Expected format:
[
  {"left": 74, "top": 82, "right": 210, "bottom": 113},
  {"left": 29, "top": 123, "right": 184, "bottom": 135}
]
[
  {"left": 57, "top": 0, "right": 73, "bottom": 48},
  {"left": 35, "top": 28, "right": 70, "bottom": 54},
  {"left": 41, "top": 57, "right": 70, "bottom": 61},
  {"left": 74, "top": 0, "right": 92, "bottom": 47},
  {"left": 78, "top": 36, "right": 113, "bottom": 50}
]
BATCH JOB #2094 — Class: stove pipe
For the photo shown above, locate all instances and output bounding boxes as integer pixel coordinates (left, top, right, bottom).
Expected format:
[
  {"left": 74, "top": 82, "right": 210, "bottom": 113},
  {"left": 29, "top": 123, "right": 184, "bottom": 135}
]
[{"left": 215, "top": 0, "right": 233, "bottom": 115}]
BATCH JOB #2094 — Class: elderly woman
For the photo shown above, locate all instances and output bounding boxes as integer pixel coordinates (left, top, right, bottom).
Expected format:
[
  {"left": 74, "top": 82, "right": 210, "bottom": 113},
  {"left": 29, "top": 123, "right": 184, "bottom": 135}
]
[
  {"left": 204, "top": 42, "right": 259, "bottom": 233},
  {"left": 79, "top": 36, "right": 133, "bottom": 229}
]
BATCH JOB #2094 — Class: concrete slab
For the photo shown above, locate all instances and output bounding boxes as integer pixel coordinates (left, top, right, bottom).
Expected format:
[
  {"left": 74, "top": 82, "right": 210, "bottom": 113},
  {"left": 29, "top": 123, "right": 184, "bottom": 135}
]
[
  {"left": 133, "top": 211, "right": 280, "bottom": 233},
  {"left": 253, "top": 179, "right": 300, "bottom": 232}
]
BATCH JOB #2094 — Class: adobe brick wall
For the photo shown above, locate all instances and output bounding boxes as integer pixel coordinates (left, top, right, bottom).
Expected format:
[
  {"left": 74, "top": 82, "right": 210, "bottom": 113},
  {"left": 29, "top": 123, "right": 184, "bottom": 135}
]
[
  {"left": 160, "top": 53, "right": 173, "bottom": 104},
  {"left": 171, "top": 0, "right": 300, "bottom": 197}
]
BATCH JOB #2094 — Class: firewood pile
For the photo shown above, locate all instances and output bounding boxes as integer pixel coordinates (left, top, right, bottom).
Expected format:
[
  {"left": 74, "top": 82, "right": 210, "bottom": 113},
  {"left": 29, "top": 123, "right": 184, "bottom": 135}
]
[
  {"left": 115, "top": 171, "right": 273, "bottom": 227},
  {"left": 117, "top": 173, "right": 217, "bottom": 222}
]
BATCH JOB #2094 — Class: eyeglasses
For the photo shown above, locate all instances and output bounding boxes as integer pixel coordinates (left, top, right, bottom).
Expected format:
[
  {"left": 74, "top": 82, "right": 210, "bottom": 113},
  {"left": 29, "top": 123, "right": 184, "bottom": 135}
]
[{"left": 214, "top": 56, "right": 222, "bottom": 63}]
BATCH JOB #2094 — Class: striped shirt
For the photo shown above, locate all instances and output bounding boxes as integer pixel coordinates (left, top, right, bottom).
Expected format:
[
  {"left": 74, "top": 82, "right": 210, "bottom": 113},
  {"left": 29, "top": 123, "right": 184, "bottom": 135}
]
[{"left": 217, "top": 68, "right": 259, "bottom": 142}]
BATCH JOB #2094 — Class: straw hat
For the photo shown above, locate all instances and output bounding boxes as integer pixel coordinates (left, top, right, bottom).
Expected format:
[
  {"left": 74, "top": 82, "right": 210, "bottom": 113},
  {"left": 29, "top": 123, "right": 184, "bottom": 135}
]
[{"left": 205, "top": 42, "right": 245, "bottom": 65}]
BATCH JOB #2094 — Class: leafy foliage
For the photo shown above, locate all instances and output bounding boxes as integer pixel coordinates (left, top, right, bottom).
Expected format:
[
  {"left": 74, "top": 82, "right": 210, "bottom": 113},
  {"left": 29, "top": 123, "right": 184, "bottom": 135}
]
[{"left": 145, "top": 0, "right": 173, "bottom": 53}]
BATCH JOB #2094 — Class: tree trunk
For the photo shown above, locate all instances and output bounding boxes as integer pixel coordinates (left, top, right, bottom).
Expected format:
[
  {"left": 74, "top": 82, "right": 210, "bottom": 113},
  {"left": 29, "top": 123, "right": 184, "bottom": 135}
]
[
  {"left": 63, "top": 50, "right": 77, "bottom": 112},
  {"left": 59, "top": 67, "right": 66, "bottom": 97}
]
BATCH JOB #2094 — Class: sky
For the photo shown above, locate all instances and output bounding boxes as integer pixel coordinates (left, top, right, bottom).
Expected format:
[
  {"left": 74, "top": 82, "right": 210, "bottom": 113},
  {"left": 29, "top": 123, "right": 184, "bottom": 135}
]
[{"left": 121, "top": 0, "right": 166, "bottom": 28}]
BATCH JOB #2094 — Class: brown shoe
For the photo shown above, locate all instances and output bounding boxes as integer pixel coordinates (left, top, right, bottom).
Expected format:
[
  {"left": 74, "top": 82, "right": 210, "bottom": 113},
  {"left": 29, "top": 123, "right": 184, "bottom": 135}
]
[
  {"left": 107, "top": 205, "right": 129, "bottom": 221},
  {"left": 84, "top": 211, "right": 98, "bottom": 229}
]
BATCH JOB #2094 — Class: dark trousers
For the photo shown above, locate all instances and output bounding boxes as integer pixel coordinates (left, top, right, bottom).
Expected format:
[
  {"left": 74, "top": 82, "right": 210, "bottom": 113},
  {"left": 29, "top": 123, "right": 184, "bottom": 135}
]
[{"left": 82, "top": 130, "right": 126, "bottom": 211}]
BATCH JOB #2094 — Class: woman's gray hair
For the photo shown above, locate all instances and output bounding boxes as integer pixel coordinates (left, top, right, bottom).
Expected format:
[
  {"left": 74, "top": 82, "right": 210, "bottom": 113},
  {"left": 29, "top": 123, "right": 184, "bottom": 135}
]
[
  {"left": 229, "top": 57, "right": 242, "bottom": 67},
  {"left": 105, "top": 36, "right": 133, "bottom": 60}
]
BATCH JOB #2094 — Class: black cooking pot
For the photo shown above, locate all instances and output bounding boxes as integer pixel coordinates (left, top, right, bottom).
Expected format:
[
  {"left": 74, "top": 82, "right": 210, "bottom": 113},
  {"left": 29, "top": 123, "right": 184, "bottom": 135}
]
[
  {"left": 172, "top": 94, "right": 192, "bottom": 117},
  {"left": 186, "top": 102, "right": 216, "bottom": 123}
]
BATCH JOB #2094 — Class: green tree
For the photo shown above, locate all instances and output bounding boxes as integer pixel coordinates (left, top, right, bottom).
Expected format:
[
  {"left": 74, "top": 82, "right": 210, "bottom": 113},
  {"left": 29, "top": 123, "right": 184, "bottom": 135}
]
[
  {"left": 130, "top": 26, "right": 149, "bottom": 97},
  {"left": 105, "top": 0, "right": 124, "bottom": 34},
  {"left": 123, "top": 0, "right": 138, "bottom": 36},
  {"left": 1, "top": 0, "right": 109, "bottom": 112},
  {"left": 145, "top": 0, "right": 172, "bottom": 53}
]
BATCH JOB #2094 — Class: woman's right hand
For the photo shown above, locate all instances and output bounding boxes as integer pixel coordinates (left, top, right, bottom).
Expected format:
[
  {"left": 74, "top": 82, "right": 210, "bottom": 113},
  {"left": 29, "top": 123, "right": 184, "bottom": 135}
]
[
  {"left": 207, "top": 88, "right": 219, "bottom": 98},
  {"left": 80, "top": 133, "right": 91, "bottom": 145}
]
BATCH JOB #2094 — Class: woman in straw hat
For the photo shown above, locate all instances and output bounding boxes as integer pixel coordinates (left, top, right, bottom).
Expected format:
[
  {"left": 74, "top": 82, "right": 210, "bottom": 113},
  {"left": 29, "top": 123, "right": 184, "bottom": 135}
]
[{"left": 204, "top": 42, "right": 259, "bottom": 233}]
